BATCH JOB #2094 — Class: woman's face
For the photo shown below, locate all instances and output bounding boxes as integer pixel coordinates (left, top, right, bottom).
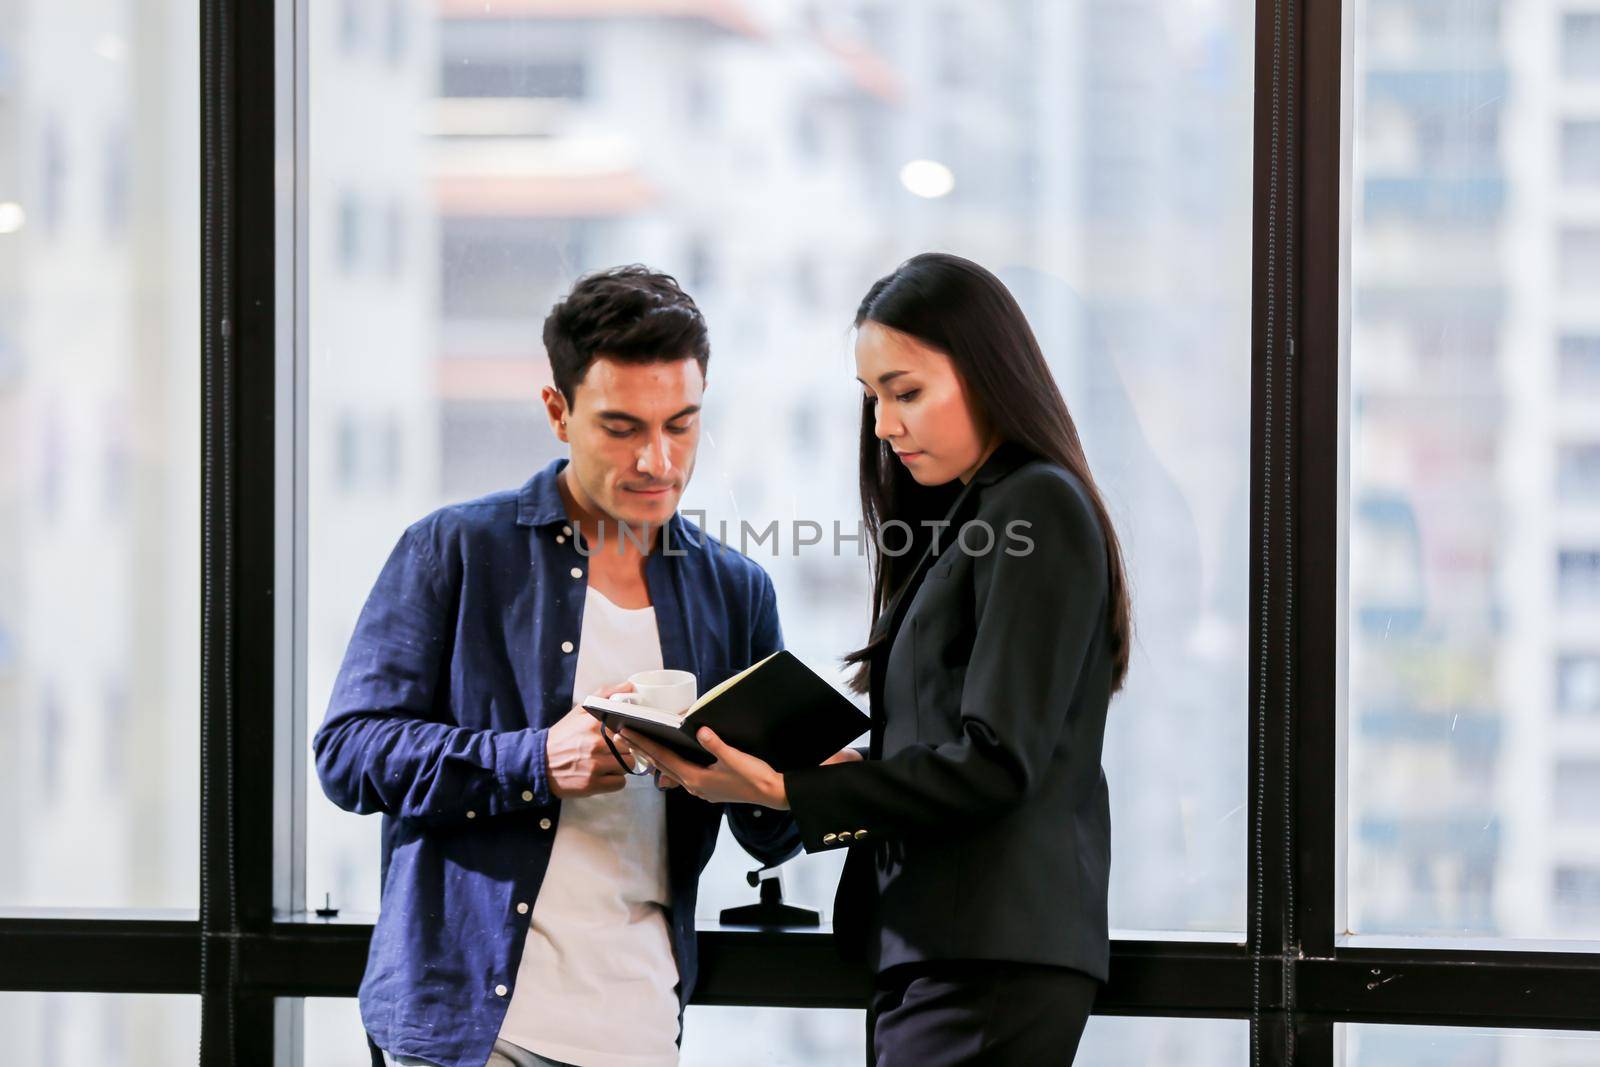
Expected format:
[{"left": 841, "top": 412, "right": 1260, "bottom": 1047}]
[{"left": 855, "top": 320, "right": 997, "bottom": 486}]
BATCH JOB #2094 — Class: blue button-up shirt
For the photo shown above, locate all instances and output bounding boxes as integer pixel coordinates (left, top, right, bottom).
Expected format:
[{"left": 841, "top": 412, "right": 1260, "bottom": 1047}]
[{"left": 313, "top": 456, "right": 801, "bottom": 1067}]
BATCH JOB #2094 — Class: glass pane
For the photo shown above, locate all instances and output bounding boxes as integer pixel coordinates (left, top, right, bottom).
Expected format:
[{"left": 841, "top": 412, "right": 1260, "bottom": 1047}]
[
  {"left": 306, "top": 1, "right": 1252, "bottom": 936},
  {"left": 682, "top": 1007, "right": 864, "bottom": 1066},
  {"left": 1342, "top": 1023, "right": 1600, "bottom": 1067},
  {"left": 302, "top": 998, "right": 1245, "bottom": 1066},
  {"left": 0, "top": 993, "right": 198, "bottom": 1065},
  {"left": 1076, "top": 1015, "right": 1249, "bottom": 1065},
  {"left": 1346, "top": 0, "right": 1600, "bottom": 940},
  {"left": 303, "top": 997, "right": 375, "bottom": 1067},
  {"left": 0, "top": 3, "right": 200, "bottom": 909}
]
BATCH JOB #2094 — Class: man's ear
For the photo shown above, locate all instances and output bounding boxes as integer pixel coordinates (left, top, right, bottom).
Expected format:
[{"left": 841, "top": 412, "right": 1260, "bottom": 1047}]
[{"left": 542, "top": 385, "right": 570, "bottom": 443}]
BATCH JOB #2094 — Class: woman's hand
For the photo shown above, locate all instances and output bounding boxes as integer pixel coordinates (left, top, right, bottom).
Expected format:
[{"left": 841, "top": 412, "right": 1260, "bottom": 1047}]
[
  {"left": 621, "top": 727, "right": 790, "bottom": 809},
  {"left": 822, "top": 747, "right": 865, "bottom": 766}
]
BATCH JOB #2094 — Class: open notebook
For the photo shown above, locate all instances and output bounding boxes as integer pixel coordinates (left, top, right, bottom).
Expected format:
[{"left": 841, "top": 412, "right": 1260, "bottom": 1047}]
[{"left": 582, "top": 650, "right": 870, "bottom": 770}]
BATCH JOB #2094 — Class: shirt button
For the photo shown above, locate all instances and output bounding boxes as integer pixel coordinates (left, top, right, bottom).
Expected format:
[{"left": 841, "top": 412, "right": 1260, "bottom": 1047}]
[
  {"left": 539, "top": 818, "right": 552, "bottom": 830},
  {"left": 561, "top": 640, "right": 574, "bottom": 654},
  {"left": 516, "top": 902, "right": 530, "bottom": 915},
  {"left": 465, "top": 810, "right": 477, "bottom": 819},
  {"left": 521, "top": 790, "right": 534, "bottom": 802},
  {"left": 570, "top": 567, "right": 583, "bottom": 579},
  {"left": 563, "top": 525, "right": 573, "bottom": 536},
  {"left": 494, "top": 984, "right": 508, "bottom": 998}
]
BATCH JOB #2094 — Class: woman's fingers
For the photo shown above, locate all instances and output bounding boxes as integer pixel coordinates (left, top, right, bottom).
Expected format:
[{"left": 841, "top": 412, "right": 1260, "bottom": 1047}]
[{"left": 694, "top": 727, "right": 732, "bottom": 761}]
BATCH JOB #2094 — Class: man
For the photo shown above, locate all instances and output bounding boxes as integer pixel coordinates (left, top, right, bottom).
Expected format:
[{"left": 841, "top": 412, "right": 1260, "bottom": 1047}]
[{"left": 314, "top": 266, "right": 800, "bottom": 1067}]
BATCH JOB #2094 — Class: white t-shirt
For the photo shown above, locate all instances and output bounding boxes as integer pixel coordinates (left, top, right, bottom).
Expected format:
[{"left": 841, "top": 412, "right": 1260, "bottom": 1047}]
[{"left": 497, "top": 585, "right": 681, "bottom": 1067}]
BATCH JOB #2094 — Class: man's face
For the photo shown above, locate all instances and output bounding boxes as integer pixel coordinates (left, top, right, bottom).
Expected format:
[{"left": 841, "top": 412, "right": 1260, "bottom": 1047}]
[{"left": 546, "top": 355, "right": 704, "bottom": 529}]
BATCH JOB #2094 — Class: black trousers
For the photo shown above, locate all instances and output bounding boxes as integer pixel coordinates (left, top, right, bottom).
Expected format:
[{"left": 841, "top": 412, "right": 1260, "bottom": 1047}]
[{"left": 868, "top": 959, "right": 1099, "bottom": 1067}]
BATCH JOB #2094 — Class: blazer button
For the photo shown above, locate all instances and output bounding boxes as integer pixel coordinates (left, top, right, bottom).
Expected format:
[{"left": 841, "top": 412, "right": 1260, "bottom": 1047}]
[
  {"left": 465, "top": 810, "right": 476, "bottom": 819},
  {"left": 539, "top": 818, "right": 552, "bottom": 831},
  {"left": 516, "top": 902, "right": 529, "bottom": 915},
  {"left": 556, "top": 535, "right": 566, "bottom": 544},
  {"left": 563, "top": 525, "right": 573, "bottom": 536},
  {"left": 494, "top": 984, "right": 508, "bottom": 998},
  {"left": 822, "top": 833, "right": 837, "bottom": 844},
  {"left": 560, "top": 641, "right": 574, "bottom": 654},
  {"left": 570, "top": 567, "right": 583, "bottom": 579},
  {"left": 521, "top": 790, "right": 534, "bottom": 802}
]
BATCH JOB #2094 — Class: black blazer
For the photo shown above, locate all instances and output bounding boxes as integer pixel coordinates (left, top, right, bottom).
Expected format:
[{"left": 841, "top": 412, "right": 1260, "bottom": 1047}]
[{"left": 785, "top": 441, "right": 1114, "bottom": 981}]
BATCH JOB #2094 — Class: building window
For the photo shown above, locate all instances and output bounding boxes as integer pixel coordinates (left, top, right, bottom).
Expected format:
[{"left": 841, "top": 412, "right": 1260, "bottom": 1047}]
[
  {"left": 336, "top": 412, "right": 360, "bottom": 491},
  {"left": 1565, "top": 13, "right": 1600, "bottom": 81},
  {"left": 446, "top": 57, "right": 586, "bottom": 98},
  {"left": 1557, "top": 442, "right": 1600, "bottom": 503},
  {"left": 1564, "top": 120, "right": 1600, "bottom": 186},
  {"left": 384, "top": 200, "right": 405, "bottom": 277},
  {"left": 440, "top": 218, "right": 583, "bottom": 320},
  {"left": 385, "top": 0, "right": 406, "bottom": 66},
  {"left": 103, "top": 124, "right": 130, "bottom": 239},
  {"left": 1558, "top": 548, "right": 1600, "bottom": 606},
  {"left": 339, "top": 0, "right": 362, "bottom": 55},
  {"left": 1554, "top": 761, "right": 1600, "bottom": 824},
  {"left": 1555, "top": 866, "right": 1600, "bottom": 928},
  {"left": 336, "top": 411, "right": 404, "bottom": 493},
  {"left": 337, "top": 192, "right": 361, "bottom": 274},
  {"left": 1561, "top": 335, "right": 1600, "bottom": 391},
  {"left": 1560, "top": 227, "right": 1600, "bottom": 291},
  {"left": 1558, "top": 654, "right": 1600, "bottom": 715},
  {"left": 687, "top": 238, "right": 715, "bottom": 294},
  {"left": 40, "top": 118, "right": 66, "bottom": 235}
]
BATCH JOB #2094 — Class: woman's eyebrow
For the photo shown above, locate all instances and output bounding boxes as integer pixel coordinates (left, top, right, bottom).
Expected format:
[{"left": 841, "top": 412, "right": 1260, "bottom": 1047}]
[{"left": 853, "top": 370, "right": 910, "bottom": 386}]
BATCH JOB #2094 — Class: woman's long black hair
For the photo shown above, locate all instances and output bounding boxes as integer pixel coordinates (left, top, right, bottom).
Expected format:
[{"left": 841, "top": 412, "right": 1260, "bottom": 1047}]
[{"left": 843, "top": 252, "right": 1133, "bottom": 696}]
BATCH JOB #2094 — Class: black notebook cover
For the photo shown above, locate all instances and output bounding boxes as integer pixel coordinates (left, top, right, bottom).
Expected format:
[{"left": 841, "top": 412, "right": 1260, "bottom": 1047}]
[{"left": 582, "top": 650, "right": 870, "bottom": 770}]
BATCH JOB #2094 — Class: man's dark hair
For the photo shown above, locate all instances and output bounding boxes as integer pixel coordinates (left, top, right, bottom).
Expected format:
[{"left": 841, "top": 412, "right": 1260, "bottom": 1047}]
[{"left": 543, "top": 265, "right": 710, "bottom": 402}]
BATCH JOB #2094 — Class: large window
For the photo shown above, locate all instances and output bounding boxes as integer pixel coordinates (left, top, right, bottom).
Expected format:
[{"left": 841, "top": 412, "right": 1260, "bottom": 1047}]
[
  {"left": 303, "top": 0, "right": 1254, "bottom": 954},
  {"left": 1344, "top": 0, "right": 1600, "bottom": 943},
  {"left": 0, "top": 0, "right": 199, "bottom": 911},
  {"left": 1342, "top": 1024, "right": 1600, "bottom": 1066},
  {"left": 11, "top": 0, "right": 1600, "bottom": 1064},
  {"left": 0, "top": 993, "right": 199, "bottom": 1066}
]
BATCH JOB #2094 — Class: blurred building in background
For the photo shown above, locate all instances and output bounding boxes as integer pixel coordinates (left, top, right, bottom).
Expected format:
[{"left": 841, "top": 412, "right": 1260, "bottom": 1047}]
[{"left": 13, "top": 0, "right": 1598, "bottom": 1062}]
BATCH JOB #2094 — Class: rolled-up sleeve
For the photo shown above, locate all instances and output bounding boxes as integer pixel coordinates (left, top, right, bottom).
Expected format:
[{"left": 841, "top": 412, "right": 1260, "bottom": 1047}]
[{"left": 312, "top": 522, "right": 551, "bottom": 825}]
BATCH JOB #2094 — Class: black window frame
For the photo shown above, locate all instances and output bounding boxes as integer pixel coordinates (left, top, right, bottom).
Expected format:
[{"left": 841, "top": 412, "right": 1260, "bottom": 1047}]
[{"left": 5, "top": 0, "right": 1600, "bottom": 1063}]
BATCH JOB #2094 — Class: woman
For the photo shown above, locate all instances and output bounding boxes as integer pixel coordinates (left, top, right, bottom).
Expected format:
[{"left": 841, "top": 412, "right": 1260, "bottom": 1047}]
[{"left": 624, "top": 252, "right": 1132, "bottom": 1065}]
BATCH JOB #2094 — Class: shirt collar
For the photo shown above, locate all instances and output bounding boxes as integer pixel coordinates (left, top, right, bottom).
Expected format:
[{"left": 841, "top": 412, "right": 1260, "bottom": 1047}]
[{"left": 515, "top": 456, "right": 573, "bottom": 528}]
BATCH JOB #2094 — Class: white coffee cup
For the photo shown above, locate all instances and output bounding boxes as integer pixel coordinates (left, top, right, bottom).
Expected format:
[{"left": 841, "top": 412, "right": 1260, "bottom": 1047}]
[
  {"left": 604, "top": 669, "right": 698, "bottom": 773},
  {"left": 611, "top": 668, "right": 698, "bottom": 716}
]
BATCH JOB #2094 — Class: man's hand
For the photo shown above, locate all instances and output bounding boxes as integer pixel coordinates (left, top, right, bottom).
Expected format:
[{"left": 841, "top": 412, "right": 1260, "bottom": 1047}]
[{"left": 547, "top": 681, "right": 636, "bottom": 798}]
